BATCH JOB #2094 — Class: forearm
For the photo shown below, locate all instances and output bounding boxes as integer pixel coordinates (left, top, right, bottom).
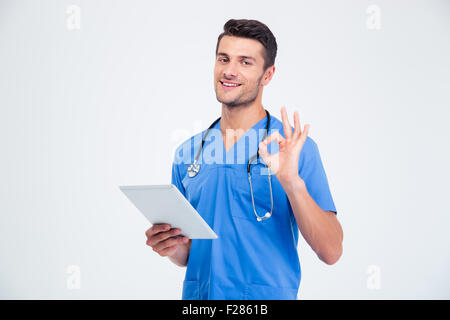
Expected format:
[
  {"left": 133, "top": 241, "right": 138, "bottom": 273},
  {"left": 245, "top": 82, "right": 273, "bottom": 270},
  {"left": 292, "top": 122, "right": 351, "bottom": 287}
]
[
  {"left": 168, "top": 240, "right": 191, "bottom": 267},
  {"left": 282, "top": 176, "right": 343, "bottom": 265}
]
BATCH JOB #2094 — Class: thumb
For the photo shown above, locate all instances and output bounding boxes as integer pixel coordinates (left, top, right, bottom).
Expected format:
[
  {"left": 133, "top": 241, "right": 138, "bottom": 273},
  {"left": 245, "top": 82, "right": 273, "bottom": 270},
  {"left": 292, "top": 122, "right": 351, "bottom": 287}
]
[
  {"left": 259, "top": 140, "right": 281, "bottom": 175},
  {"left": 258, "top": 141, "right": 272, "bottom": 167},
  {"left": 259, "top": 131, "right": 284, "bottom": 166}
]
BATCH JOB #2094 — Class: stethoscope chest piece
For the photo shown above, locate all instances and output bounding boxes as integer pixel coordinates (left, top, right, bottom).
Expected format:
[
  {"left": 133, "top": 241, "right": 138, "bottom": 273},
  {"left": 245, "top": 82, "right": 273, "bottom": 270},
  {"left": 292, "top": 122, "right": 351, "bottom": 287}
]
[
  {"left": 257, "top": 212, "right": 272, "bottom": 222},
  {"left": 187, "top": 162, "right": 200, "bottom": 178}
]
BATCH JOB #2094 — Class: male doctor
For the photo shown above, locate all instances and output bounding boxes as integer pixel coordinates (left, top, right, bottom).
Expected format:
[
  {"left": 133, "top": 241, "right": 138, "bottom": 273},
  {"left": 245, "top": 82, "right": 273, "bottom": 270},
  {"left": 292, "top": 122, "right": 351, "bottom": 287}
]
[{"left": 145, "top": 19, "right": 343, "bottom": 300}]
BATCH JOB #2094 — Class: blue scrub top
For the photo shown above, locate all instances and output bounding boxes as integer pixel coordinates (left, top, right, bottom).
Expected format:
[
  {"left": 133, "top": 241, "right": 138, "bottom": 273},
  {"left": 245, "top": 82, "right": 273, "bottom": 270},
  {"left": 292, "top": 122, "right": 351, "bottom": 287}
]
[{"left": 171, "top": 114, "right": 337, "bottom": 300}]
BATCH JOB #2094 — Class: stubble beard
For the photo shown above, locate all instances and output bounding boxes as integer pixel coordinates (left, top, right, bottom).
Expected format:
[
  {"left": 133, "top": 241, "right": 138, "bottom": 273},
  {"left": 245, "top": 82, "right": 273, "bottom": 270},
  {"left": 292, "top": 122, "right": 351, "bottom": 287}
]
[{"left": 215, "top": 74, "right": 263, "bottom": 108}]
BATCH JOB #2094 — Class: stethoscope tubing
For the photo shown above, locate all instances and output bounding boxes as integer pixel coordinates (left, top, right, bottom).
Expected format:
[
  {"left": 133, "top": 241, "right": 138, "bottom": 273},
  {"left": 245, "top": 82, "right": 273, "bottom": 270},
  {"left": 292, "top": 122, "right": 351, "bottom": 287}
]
[
  {"left": 194, "top": 109, "right": 271, "bottom": 169},
  {"left": 187, "top": 109, "right": 273, "bottom": 221}
]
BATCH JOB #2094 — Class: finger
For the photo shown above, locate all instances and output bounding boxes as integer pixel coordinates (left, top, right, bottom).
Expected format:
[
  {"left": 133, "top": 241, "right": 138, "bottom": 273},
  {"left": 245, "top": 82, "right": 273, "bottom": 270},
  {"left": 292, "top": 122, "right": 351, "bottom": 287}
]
[
  {"left": 293, "top": 111, "right": 301, "bottom": 139},
  {"left": 147, "top": 228, "right": 180, "bottom": 246},
  {"left": 262, "top": 131, "right": 285, "bottom": 146},
  {"left": 258, "top": 140, "right": 271, "bottom": 167},
  {"left": 153, "top": 235, "right": 188, "bottom": 253},
  {"left": 259, "top": 131, "right": 284, "bottom": 167},
  {"left": 148, "top": 228, "right": 180, "bottom": 246},
  {"left": 146, "top": 224, "right": 170, "bottom": 238},
  {"left": 300, "top": 124, "right": 310, "bottom": 142},
  {"left": 280, "top": 106, "right": 293, "bottom": 139},
  {"left": 158, "top": 244, "right": 179, "bottom": 257},
  {"left": 152, "top": 237, "right": 180, "bottom": 253},
  {"left": 158, "top": 237, "right": 189, "bottom": 256}
]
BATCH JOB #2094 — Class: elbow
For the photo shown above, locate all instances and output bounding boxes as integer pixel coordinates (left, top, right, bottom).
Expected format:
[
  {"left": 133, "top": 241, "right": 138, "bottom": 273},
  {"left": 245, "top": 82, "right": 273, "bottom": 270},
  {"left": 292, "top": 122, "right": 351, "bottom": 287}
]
[
  {"left": 319, "top": 244, "right": 343, "bottom": 265},
  {"left": 322, "top": 253, "right": 341, "bottom": 266},
  {"left": 320, "top": 221, "right": 344, "bottom": 265}
]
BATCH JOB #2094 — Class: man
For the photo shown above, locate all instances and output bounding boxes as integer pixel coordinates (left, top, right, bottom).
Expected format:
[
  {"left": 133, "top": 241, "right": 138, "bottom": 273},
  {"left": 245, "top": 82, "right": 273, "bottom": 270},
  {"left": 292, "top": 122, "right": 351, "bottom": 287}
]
[{"left": 145, "top": 19, "right": 343, "bottom": 300}]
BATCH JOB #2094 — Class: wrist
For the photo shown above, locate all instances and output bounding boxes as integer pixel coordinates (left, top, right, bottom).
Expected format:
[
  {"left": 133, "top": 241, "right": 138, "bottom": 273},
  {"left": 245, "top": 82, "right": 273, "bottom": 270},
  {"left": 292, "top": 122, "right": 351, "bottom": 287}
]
[
  {"left": 168, "top": 240, "right": 190, "bottom": 267},
  {"left": 279, "top": 175, "right": 306, "bottom": 197}
]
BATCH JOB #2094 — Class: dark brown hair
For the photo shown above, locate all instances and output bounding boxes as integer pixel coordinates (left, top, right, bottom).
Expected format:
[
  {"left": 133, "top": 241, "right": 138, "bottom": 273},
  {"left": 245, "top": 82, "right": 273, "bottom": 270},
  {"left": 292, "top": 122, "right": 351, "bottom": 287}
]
[{"left": 216, "top": 19, "right": 277, "bottom": 71}]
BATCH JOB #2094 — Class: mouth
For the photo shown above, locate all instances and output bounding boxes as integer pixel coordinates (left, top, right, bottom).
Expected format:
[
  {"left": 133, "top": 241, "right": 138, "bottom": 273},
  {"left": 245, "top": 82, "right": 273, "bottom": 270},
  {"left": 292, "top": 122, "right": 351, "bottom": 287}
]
[{"left": 219, "top": 80, "right": 242, "bottom": 90}]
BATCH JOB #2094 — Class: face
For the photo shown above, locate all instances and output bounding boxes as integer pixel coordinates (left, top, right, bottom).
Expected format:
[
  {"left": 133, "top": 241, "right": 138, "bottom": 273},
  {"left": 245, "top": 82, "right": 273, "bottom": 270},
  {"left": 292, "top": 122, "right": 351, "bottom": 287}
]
[{"left": 214, "top": 35, "right": 273, "bottom": 107}]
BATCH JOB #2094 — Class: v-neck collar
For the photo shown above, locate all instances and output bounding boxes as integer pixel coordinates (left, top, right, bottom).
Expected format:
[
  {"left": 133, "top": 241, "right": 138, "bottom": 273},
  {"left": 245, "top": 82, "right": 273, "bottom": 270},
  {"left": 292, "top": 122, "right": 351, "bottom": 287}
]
[{"left": 214, "top": 114, "right": 268, "bottom": 154}]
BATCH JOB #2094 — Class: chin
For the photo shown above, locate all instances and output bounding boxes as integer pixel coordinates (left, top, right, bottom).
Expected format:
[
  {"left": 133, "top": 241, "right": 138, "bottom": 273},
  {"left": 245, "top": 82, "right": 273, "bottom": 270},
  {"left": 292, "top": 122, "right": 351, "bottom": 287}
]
[
  {"left": 214, "top": 91, "right": 230, "bottom": 103},
  {"left": 216, "top": 96, "right": 231, "bottom": 105}
]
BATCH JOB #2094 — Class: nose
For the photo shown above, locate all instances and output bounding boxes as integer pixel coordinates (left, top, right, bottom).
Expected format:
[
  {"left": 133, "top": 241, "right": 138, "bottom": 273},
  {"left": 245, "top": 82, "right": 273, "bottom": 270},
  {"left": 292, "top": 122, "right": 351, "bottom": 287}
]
[{"left": 222, "top": 60, "right": 239, "bottom": 79}]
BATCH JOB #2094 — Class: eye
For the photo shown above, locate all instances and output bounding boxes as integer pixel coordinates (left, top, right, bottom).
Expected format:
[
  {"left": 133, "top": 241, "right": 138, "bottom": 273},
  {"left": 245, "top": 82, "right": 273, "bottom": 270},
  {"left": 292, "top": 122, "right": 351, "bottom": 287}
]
[
  {"left": 242, "top": 61, "right": 252, "bottom": 65},
  {"left": 218, "top": 58, "right": 228, "bottom": 63}
]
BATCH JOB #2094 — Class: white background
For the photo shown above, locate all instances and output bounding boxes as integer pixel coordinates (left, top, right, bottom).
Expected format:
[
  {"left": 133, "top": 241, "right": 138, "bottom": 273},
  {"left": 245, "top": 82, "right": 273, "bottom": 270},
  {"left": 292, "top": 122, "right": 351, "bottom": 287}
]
[{"left": 0, "top": 0, "right": 449, "bottom": 299}]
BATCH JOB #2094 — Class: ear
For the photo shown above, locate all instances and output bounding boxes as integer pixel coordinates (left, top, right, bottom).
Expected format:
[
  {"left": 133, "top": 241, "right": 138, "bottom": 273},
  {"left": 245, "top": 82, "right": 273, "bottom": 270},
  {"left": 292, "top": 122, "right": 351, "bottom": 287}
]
[{"left": 262, "top": 65, "right": 275, "bottom": 86}]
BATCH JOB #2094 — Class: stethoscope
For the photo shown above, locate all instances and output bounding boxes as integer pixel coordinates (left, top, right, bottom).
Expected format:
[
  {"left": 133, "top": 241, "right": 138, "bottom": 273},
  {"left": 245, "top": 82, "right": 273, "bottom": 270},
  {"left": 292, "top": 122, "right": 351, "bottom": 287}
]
[{"left": 187, "top": 109, "right": 274, "bottom": 222}]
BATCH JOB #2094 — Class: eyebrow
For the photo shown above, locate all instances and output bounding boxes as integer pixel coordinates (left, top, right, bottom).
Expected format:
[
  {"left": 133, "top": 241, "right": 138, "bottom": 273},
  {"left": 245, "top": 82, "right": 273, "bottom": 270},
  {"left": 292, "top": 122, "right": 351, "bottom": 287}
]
[{"left": 216, "top": 52, "right": 257, "bottom": 62}]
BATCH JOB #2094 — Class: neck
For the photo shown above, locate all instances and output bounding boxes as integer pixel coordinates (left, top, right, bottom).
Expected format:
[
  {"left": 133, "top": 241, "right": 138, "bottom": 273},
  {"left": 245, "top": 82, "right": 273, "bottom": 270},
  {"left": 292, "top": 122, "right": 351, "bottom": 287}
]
[{"left": 220, "top": 102, "right": 267, "bottom": 133}]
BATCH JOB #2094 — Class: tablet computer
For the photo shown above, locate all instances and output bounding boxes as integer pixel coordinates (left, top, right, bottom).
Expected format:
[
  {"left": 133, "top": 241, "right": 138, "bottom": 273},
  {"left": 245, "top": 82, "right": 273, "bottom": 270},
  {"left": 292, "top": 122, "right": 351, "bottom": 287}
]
[{"left": 119, "top": 184, "right": 218, "bottom": 239}]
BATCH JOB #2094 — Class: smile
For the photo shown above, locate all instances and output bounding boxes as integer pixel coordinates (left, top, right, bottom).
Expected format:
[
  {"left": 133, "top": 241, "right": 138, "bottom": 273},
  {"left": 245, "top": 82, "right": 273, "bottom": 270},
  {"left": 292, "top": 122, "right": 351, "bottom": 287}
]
[{"left": 220, "top": 80, "right": 242, "bottom": 89}]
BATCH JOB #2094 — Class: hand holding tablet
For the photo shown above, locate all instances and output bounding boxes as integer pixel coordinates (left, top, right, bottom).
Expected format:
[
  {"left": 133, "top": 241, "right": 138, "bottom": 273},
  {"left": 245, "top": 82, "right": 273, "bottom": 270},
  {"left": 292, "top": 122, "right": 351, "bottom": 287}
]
[{"left": 144, "top": 223, "right": 190, "bottom": 264}]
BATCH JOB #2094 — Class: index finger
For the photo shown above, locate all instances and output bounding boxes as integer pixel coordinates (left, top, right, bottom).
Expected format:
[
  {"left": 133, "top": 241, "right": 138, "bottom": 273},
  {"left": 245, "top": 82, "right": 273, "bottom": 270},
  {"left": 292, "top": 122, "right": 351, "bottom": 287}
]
[
  {"left": 146, "top": 223, "right": 171, "bottom": 237},
  {"left": 261, "top": 130, "right": 285, "bottom": 147}
]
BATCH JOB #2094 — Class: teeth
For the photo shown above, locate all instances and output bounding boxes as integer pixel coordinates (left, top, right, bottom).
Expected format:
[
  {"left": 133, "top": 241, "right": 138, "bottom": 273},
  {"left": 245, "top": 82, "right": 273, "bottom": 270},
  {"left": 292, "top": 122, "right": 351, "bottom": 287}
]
[{"left": 222, "top": 82, "right": 240, "bottom": 87}]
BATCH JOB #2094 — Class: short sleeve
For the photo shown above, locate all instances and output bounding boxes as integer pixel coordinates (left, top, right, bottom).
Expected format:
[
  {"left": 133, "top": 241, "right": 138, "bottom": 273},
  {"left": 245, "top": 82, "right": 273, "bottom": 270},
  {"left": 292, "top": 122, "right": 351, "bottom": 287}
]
[
  {"left": 299, "top": 137, "right": 337, "bottom": 215},
  {"left": 171, "top": 162, "right": 186, "bottom": 197}
]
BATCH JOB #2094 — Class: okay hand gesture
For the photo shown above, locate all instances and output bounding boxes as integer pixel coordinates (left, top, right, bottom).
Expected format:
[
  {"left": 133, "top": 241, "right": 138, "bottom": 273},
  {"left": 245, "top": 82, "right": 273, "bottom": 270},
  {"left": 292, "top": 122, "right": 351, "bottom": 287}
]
[{"left": 258, "top": 106, "right": 310, "bottom": 185}]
